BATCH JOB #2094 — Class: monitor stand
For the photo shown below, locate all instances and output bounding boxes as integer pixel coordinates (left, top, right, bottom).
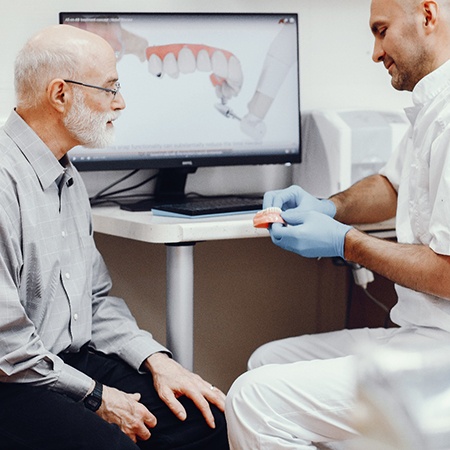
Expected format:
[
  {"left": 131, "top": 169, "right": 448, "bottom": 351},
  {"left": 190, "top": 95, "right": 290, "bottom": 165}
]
[{"left": 120, "top": 167, "right": 197, "bottom": 212}]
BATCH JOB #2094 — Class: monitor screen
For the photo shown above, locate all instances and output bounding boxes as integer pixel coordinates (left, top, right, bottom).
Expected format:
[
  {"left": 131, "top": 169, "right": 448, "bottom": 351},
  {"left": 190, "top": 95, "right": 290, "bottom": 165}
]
[{"left": 59, "top": 12, "right": 301, "bottom": 205}]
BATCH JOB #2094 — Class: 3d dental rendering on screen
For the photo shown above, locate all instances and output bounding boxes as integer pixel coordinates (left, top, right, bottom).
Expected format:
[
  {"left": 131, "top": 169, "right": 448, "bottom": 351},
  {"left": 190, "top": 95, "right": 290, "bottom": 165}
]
[{"left": 60, "top": 13, "right": 300, "bottom": 169}]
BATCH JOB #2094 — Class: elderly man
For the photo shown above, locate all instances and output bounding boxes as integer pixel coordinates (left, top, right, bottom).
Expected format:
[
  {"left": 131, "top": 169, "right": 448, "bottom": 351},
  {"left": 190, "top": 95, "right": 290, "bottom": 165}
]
[
  {"left": 225, "top": 0, "right": 450, "bottom": 448},
  {"left": 0, "top": 25, "right": 228, "bottom": 449}
]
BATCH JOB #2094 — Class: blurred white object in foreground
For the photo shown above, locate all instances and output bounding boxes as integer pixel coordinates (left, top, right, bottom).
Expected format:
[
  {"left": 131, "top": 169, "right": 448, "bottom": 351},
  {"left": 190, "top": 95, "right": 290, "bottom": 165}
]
[{"left": 348, "top": 342, "right": 450, "bottom": 450}]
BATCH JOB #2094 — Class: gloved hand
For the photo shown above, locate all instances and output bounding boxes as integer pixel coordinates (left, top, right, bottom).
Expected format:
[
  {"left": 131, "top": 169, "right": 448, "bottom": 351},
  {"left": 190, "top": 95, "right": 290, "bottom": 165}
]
[
  {"left": 263, "top": 185, "right": 336, "bottom": 217},
  {"left": 269, "top": 210, "right": 352, "bottom": 259}
]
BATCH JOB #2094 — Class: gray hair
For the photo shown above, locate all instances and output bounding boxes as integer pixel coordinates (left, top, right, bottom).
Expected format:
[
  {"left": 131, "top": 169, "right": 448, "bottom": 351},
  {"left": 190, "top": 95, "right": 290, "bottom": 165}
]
[{"left": 14, "top": 40, "right": 81, "bottom": 109}]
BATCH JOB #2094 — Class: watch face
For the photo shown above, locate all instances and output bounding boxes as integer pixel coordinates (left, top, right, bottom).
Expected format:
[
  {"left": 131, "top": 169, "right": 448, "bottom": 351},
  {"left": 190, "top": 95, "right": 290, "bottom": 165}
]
[{"left": 85, "top": 396, "right": 101, "bottom": 410}]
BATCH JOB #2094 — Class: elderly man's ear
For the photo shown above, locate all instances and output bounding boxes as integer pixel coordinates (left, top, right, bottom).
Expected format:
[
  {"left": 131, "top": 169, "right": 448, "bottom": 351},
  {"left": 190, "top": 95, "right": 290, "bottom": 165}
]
[{"left": 47, "top": 79, "right": 70, "bottom": 113}]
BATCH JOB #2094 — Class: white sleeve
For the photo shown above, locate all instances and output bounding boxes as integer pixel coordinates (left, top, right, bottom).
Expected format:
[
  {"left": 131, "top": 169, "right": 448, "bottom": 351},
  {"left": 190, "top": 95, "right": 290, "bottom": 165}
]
[{"left": 378, "top": 131, "right": 410, "bottom": 193}]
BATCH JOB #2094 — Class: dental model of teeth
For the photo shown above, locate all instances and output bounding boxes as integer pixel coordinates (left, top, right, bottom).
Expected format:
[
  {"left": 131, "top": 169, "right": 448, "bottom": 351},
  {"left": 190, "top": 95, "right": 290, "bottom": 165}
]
[
  {"left": 253, "top": 207, "right": 286, "bottom": 229},
  {"left": 146, "top": 44, "right": 244, "bottom": 101}
]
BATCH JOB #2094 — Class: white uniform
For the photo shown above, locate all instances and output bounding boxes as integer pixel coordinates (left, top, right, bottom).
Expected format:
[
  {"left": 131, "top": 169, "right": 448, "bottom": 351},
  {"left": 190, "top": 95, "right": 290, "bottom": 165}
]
[{"left": 225, "top": 60, "right": 450, "bottom": 449}]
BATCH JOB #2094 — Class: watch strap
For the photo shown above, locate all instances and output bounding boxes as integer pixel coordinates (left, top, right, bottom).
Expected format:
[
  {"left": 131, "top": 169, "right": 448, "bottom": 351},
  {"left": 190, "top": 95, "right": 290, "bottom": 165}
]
[{"left": 83, "top": 380, "right": 103, "bottom": 412}]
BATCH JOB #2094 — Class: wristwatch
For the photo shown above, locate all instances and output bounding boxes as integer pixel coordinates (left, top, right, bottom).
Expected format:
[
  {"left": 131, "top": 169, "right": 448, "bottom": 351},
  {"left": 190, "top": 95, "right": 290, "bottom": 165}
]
[{"left": 83, "top": 380, "right": 103, "bottom": 412}]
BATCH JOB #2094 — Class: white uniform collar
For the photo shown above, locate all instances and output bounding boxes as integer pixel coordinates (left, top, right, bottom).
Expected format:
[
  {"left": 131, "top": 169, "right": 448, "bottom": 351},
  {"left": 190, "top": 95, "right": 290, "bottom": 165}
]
[
  {"left": 403, "top": 59, "right": 450, "bottom": 124},
  {"left": 412, "top": 59, "right": 450, "bottom": 107}
]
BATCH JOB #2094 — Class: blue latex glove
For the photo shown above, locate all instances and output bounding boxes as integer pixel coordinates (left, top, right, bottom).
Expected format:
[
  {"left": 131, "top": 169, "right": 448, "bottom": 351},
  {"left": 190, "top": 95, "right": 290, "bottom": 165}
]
[
  {"left": 263, "top": 185, "right": 336, "bottom": 217},
  {"left": 270, "top": 210, "right": 352, "bottom": 259}
]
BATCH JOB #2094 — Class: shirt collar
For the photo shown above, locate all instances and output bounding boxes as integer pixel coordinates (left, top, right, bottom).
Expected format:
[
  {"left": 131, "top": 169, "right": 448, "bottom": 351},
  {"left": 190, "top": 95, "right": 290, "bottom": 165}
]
[
  {"left": 412, "top": 59, "right": 450, "bottom": 107},
  {"left": 3, "top": 110, "right": 66, "bottom": 190}
]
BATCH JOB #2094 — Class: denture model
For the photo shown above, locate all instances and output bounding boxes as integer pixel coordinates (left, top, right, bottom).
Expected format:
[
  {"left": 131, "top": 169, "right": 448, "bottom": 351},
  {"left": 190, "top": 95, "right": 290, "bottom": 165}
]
[
  {"left": 146, "top": 44, "right": 243, "bottom": 101},
  {"left": 253, "top": 207, "right": 286, "bottom": 229}
]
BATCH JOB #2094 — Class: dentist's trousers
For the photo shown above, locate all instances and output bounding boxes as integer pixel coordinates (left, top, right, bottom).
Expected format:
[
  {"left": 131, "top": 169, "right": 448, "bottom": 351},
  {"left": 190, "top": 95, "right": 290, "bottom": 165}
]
[{"left": 225, "top": 326, "right": 440, "bottom": 449}]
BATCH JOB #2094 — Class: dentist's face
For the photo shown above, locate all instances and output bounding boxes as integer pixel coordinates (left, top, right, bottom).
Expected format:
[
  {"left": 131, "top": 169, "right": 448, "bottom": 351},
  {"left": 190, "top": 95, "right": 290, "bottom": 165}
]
[{"left": 370, "top": 0, "right": 433, "bottom": 91}]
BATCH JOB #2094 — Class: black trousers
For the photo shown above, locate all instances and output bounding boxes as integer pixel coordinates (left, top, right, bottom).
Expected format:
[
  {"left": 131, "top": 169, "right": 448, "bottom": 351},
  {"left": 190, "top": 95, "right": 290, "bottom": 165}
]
[{"left": 0, "top": 349, "right": 229, "bottom": 450}]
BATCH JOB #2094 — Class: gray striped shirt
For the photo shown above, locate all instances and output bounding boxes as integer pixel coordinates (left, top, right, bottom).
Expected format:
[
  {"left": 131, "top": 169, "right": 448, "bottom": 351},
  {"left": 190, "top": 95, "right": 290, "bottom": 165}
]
[{"left": 0, "top": 111, "right": 168, "bottom": 400}]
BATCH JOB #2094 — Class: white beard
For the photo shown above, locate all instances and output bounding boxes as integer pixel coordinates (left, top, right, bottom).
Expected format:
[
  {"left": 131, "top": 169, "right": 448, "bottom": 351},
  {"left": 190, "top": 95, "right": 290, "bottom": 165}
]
[{"left": 64, "top": 89, "right": 119, "bottom": 148}]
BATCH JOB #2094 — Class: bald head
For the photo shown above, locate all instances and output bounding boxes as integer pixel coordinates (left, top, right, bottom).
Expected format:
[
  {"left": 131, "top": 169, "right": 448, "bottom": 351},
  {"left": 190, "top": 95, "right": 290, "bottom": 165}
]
[
  {"left": 371, "top": 0, "right": 450, "bottom": 23},
  {"left": 35, "top": 24, "right": 112, "bottom": 59},
  {"left": 15, "top": 25, "right": 115, "bottom": 109}
]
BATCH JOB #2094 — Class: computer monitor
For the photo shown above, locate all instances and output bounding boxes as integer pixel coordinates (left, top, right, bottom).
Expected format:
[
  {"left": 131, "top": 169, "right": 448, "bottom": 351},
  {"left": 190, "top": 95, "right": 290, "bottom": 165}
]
[{"left": 60, "top": 12, "right": 301, "bottom": 205}]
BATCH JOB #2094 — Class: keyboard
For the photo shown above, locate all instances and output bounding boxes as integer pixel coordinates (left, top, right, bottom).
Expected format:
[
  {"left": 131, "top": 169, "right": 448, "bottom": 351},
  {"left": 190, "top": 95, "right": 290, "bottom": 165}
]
[{"left": 152, "top": 196, "right": 263, "bottom": 217}]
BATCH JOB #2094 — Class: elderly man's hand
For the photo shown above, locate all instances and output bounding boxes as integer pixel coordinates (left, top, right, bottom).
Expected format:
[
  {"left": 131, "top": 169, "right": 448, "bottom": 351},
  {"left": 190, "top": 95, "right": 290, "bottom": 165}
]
[
  {"left": 145, "top": 353, "right": 225, "bottom": 429},
  {"left": 97, "top": 385, "right": 157, "bottom": 443}
]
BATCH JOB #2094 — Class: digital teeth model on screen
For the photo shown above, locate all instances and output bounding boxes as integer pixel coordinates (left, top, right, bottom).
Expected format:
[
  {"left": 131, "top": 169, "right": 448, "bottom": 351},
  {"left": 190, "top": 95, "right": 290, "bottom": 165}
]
[{"left": 146, "top": 44, "right": 243, "bottom": 101}]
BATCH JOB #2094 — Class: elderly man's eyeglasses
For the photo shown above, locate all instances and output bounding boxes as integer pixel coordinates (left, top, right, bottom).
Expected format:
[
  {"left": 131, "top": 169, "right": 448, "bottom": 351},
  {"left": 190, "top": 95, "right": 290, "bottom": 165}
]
[{"left": 64, "top": 80, "right": 121, "bottom": 98}]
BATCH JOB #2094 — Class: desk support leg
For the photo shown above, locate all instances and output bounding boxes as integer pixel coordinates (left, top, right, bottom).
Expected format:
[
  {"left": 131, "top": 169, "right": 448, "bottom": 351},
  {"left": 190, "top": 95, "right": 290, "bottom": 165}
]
[{"left": 166, "top": 243, "right": 195, "bottom": 371}]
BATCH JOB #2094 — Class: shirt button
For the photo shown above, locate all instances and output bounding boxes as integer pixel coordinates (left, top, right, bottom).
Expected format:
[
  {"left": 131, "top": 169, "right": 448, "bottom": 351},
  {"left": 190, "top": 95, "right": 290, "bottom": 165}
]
[
  {"left": 73, "top": 313, "right": 78, "bottom": 321},
  {"left": 65, "top": 272, "right": 71, "bottom": 279},
  {"left": 62, "top": 231, "right": 67, "bottom": 238}
]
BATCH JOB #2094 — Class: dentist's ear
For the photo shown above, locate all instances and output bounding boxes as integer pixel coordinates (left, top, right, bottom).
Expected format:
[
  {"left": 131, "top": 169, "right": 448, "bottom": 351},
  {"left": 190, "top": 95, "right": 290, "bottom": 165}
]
[
  {"left": 422, "top": 1, "right": 438, "bottom": 30},
  {"left": 47, "top": 78, "right": 71, "bottom": 113}
]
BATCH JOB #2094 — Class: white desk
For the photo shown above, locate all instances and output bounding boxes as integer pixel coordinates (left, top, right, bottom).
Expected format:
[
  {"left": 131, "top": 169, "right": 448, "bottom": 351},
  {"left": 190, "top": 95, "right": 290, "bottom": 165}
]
[
  {"left": 92, "top": 206, "right": 268, "bottom": 370},
  {"left": 92, "top": 206, "right": 395, "bottom": 370}
]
